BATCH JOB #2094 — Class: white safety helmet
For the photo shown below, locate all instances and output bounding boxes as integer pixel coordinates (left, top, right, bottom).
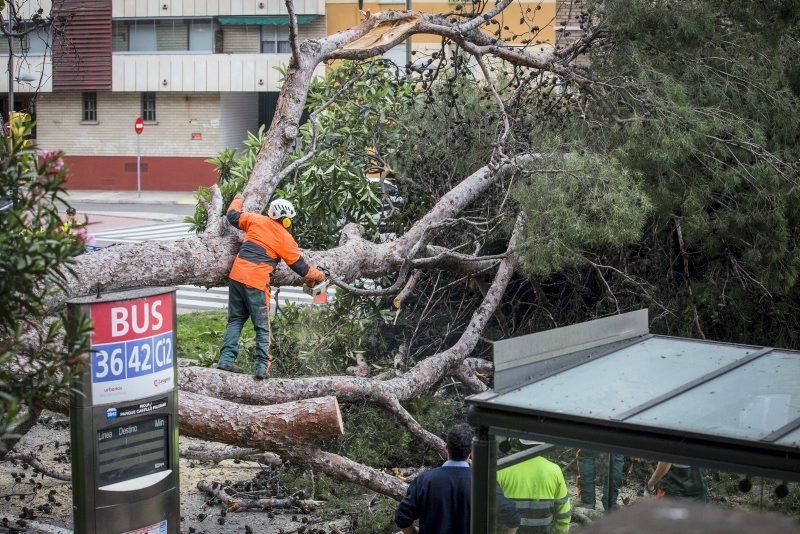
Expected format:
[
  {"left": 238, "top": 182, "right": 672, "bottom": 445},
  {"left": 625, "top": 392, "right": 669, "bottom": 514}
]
[{"left": 268, "top": 198, "right": 296, "bottom": 220}]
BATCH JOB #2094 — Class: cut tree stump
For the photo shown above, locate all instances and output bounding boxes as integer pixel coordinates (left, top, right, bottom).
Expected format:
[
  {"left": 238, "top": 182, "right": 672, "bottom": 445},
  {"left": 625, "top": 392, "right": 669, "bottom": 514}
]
[{"left": 178, "top": 392, "right": 344, "bottom": 446}]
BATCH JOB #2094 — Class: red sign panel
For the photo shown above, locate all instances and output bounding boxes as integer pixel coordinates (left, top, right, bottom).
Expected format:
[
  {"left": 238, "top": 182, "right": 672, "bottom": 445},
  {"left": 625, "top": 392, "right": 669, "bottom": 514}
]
[
  {"left": 91, "top": 293, "right": 173, "bottom": 344},
  {"left": 89, "top": 292, "right": 175, "bottom": 406},
  {"left": 134, "top": 117, "right": 144, "bottom": 135}
]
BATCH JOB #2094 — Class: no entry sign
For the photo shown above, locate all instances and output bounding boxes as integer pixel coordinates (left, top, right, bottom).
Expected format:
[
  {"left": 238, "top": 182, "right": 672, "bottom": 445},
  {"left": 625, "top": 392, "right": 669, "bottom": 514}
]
[
  {"left": 89, "top": 292, "right": 174, "bottom": 405},
  {"left": 134, "top": 117, "right": 144, "bottom": 135}
]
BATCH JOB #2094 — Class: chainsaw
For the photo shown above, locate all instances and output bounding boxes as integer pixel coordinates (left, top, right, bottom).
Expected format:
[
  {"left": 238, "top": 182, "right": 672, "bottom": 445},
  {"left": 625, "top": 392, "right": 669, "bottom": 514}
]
[
  {"left": 303, "top": 278, "right": 330, "bottom": 297},
  {"left": 303, "top": 266, "right": 331, "bottom": 297}
]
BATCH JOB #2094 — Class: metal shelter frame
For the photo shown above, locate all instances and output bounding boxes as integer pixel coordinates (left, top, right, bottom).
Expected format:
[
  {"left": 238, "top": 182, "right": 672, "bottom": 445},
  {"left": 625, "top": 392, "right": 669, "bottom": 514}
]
[{"left": 466, "top": 310, "right": 800, "bottom": 533}]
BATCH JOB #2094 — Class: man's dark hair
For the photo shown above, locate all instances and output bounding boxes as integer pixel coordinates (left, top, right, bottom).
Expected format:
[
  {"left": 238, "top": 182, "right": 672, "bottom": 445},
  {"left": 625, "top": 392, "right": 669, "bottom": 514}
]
[
  {"left": 66, "top": 207, "right": 76, "bottom": 216},
  {"left": 445, "top": 423, "right": 474, "bottom": 461}
]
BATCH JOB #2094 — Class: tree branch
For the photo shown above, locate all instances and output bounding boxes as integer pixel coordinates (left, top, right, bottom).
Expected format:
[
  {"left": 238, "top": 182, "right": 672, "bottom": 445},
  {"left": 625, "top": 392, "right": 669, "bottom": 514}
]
[
  {"left": 285, "top": 0, "right": 301, "bottom": 68},
  {"left": 197, "top": 480, "right": 322, "bottom": 512},
  {"left": 450, "top": 363, "right": 489, "bottom": 393},
  {"left": 181, "top": 213, "right": 526, "bottom": 409},
  {"left": 181, "top": 445, "right": 281, "bottom": 465},
  {"left": 4, "top": 451, "right": 70, "bottom": 481}
]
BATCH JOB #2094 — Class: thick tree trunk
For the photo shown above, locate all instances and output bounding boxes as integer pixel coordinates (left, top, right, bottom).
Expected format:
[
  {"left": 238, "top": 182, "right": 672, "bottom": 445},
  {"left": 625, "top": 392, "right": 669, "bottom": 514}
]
[
  {"left": 47, "top": 153, "right": 534, "bottom": 312},
  {"left": 178, "top": 392, "right": 344, "bottom": 445}
]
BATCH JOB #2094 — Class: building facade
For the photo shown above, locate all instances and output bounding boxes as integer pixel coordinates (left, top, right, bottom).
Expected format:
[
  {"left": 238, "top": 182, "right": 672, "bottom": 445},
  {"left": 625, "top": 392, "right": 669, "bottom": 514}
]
[{"left": 4, "top": 0, "right": 564, "bottom": 191}]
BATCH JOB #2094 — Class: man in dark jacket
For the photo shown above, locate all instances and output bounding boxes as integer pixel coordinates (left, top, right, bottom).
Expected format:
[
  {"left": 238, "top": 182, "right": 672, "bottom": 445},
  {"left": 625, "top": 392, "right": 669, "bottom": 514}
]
[{"left": 395, "top": 424, "right": 474, "bottom": 534}]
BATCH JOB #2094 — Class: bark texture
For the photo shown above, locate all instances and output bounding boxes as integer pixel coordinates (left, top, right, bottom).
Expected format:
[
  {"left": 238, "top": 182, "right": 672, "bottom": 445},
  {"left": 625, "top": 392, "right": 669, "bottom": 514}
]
[
  {"left": 178, "top": 392, "right": 344, "bottom": 445},
  {"left": 181, "top": 445, "right": 281, "bottom": 465},
  {"left": 179, "top": 215, "right": 523, "bottom": 411}
]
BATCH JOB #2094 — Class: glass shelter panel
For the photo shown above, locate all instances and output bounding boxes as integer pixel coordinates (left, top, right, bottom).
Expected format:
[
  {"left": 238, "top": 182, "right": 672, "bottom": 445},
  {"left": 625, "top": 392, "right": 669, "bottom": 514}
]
[
  {"left": 483, "top": 431, "right": 799, "bottom": 533},
  {"left": 492, "top": 434, "right": 578, "bottom": 534},
  {"left": 777, "top": 427, "right": 800, "bottom": 447},
  {"left": 493, "top": 337, "right": 752, "bottom": 419},
  {"left": 628, "top": 351, "right": 800, "bottom": 441}
]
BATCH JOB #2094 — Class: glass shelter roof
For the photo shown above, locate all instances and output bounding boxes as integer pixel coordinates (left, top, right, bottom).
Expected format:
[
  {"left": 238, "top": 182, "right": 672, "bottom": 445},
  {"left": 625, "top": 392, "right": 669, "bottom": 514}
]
[{"left": 467, "top": 310, "right": 800, "bottom": 481}]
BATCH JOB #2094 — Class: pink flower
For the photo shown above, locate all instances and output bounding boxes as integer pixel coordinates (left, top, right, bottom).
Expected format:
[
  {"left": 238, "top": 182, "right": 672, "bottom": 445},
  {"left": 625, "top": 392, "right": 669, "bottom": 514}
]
[{"left": 37, "top": 150, "right": 65, "bottom": 171}]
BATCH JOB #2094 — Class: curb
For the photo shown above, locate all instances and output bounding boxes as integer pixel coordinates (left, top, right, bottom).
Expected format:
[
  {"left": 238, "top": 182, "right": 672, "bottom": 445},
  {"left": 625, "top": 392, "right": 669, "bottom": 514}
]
[
  {"left": 65, "top": 192, "right": 197, "bottom": 206},
  {"left": 67, "top": 198, "right": 197, "bottom": 206}
]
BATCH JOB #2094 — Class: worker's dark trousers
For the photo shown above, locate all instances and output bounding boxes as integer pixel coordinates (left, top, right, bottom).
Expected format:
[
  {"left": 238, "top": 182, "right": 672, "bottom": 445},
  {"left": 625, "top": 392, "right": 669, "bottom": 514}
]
[
  {"left": 218, "top": 280, "right": 270, "bottom": 369},
  {"left": 576, "top": 449, "right": 625, "bottom": 510},
  {"left": 657, "top": 466, "right": 708, "bottom": 502}
]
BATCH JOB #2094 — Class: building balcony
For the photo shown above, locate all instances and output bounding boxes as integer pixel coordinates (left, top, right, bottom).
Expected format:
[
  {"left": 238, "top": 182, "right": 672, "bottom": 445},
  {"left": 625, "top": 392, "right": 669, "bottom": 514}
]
[
  {"left": 112, "top": 0, "right": 325, "bottom": 18},
  {"left": 111, "top": 53, "right": 324, "bottom": 92}
]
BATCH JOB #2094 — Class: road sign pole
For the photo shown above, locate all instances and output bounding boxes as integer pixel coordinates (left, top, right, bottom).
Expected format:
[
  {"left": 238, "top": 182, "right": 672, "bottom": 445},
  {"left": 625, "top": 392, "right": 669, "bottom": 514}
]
[
  {"left": 134, "top": 117, "right": 144, "bottom": 197},
  {"left": 136, "top": 134, "right": 141, "bottom": 198}
]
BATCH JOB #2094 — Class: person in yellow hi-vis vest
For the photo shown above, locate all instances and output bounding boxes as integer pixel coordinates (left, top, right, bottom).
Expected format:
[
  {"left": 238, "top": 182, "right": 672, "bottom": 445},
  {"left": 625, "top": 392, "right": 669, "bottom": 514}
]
[{"left": 497, "top": 454, "right": 572, "bottom": 533}]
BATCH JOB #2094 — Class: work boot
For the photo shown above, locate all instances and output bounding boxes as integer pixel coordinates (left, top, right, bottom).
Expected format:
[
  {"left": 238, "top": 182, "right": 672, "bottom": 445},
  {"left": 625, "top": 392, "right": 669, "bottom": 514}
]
[
  {"left": 254, "top": 356, "right": 273, "bottom": 381},
  {"left": 216, "top": 361, "right": 244, "bottom": 374}
]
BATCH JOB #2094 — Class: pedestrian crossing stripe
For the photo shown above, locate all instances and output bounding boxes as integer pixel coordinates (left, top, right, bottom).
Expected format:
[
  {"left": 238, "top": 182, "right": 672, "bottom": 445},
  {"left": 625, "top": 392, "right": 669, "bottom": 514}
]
[{"left": 94, "top": 222, "right": 194, "bottom": 243}]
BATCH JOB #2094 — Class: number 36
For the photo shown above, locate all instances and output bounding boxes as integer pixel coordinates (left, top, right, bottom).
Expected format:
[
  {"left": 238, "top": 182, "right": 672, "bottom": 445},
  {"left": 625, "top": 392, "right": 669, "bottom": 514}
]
[{"left": 95, "top": 347, "right": 124, "bottom": 378}]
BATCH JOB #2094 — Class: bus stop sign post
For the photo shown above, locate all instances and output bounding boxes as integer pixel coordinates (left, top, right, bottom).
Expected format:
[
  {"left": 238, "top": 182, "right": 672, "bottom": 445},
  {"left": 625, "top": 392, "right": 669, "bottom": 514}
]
[
  {"left": 68, "top": 287, "right": 180, "bottom": 534},
  {"left": 135, "top": 117, "right": 144, "bottom": 198}
]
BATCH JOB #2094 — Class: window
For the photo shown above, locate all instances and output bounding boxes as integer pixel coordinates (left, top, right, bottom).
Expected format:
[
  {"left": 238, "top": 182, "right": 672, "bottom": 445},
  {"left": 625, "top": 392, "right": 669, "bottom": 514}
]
[
  {"left": 82, "top": 92, "right": 97, "bottom": 122},
  {"left": 189, "top": 20, "right": 213, "bottom": 51},
  {"left": 141, "top": 92, "right": 156, "bottom": 122},
  {"left": 156, "top": 20, "right": 188, "bottom": 51},
  {"left": 260, "top": 25, "right": 290, "bottom": 53},
  {"left": 113, "top": 19, "right": 214, "bottom": 52},
  {"left": 24, "top": 25, "right": 50, "bottom": 55},
  {"left": 0, "top": 22, "right": 49, "bottom": 55},
  {"left": 112, "top": 21, "right": 129, "bottom": 52},
  {"left": 129, "top": 20, "right": 157, "bottom": 52}
]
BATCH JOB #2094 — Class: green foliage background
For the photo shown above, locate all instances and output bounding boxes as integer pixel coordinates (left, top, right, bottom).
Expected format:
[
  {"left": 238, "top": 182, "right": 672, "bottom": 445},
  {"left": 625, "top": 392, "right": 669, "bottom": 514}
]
[
  {"left": 0, "top": 121, "right": 90, "bottom": 451},
  {"left": 559, "top": 0, "right": 800, "bottom": 344}
]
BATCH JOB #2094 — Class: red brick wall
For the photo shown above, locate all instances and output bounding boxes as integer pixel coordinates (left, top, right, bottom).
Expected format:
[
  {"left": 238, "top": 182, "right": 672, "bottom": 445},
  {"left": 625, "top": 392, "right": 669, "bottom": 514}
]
[{"left": 64, "top": 156, "right": 217, "bottom": 191}]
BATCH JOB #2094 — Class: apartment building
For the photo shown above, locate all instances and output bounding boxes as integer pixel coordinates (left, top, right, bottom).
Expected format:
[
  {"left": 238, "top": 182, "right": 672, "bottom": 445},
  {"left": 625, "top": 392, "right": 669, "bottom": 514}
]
[{"left": 3, "top": 0, "right": 562, "bottom": 191}]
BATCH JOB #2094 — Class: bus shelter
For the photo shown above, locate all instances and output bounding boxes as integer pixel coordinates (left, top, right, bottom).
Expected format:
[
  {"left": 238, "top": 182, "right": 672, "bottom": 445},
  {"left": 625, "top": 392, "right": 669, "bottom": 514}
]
[{"left": 466, "top": 310, "right": 800, "bottom": 532}]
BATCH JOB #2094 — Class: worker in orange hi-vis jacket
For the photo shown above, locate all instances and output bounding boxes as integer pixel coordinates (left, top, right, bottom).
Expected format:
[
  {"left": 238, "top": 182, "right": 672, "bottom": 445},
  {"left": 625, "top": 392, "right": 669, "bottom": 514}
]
[{"left": 216, "top": 193, "right": 326, "bottom": 379}]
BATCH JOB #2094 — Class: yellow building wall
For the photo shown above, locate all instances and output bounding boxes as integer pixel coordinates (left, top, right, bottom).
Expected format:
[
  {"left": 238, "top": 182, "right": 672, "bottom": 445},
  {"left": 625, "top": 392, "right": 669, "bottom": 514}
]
[{"left": 325, "top": 0, "right": 557, "bottom": 46}]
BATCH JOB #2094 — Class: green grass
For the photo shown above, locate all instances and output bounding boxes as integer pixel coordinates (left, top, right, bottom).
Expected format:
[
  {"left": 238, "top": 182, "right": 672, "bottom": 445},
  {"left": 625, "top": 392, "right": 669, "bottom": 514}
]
[{"left": 176, "top": 310, "right": 254, "bottom": 363}]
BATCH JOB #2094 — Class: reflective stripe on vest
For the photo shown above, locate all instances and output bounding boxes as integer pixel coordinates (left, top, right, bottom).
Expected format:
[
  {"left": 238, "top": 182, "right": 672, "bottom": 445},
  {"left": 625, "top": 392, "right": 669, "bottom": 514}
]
[
  {"left": 521, "top": 516, "right": 554, "bottom": 527},
  {"left": 512, "top": 497, "right": 565, "bottom": 528},
  {"left": 514, "top": 495, "right": 569, "bottom": 510}
]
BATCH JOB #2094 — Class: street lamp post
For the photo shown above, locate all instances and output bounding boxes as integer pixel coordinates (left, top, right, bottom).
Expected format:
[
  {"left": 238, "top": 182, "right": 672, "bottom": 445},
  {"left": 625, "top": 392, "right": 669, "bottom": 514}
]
[
  {"left": 7, "top": 34, "right": 13, "bottom": 129},
  {"left": 405, "top": 0, "right": 412, "bottom": 66}
]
